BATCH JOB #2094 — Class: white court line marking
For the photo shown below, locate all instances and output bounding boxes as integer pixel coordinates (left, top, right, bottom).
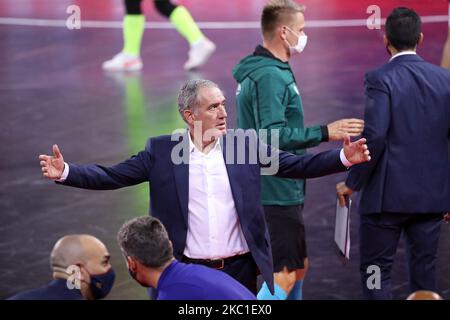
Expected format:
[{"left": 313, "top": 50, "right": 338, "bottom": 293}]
[{"left": 0, "top": 15, "right": 447, "bottom": 29}]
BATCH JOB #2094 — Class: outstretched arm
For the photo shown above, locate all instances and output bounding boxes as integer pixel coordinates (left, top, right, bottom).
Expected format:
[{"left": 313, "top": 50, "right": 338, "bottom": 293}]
[
  {"left": 259, "top": 135, "right": 370, "bottom": 179},
  {"left": 39, "top": 142, "right": 152, "bottom": 190}
]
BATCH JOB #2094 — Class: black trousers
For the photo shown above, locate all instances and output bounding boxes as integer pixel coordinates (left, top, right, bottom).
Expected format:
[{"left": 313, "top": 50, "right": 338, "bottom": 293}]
[
  {"left": 219, "top": 254, "right": 258, "bottom": 294},
  {"left": 359, "top": 212, "right": 443, "bottom": 300},
  {"left": 124, "top": 0, "right": 177, "bottom": 17}
]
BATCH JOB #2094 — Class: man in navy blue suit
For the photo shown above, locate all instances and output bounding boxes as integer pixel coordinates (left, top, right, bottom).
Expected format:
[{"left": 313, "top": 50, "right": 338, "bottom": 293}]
[
  {"left": 337, "top": 7, "right": 450, "bottom": 300},
  {"left": 117, "top": 216, "right": 256, "bottom": 300},
  {"left": 39, "top": 79, "right": 370, "bottom": 294},
  {"left": 8, "top": 235, "right": 115, "bottom": 300}
]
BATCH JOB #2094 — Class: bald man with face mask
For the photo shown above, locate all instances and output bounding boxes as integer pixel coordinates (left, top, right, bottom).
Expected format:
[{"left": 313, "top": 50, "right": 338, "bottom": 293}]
[{"left": 8, "top": 235, "right": 115, "bottom": 300}]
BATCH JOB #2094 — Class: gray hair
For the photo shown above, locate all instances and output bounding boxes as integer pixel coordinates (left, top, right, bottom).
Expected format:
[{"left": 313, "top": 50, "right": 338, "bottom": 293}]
[
  {"left": 177, "top": 79, "right": 220, "bottom": 122},
  {"left": 117, "top": 216, "right": 173, "bottom": 268}
]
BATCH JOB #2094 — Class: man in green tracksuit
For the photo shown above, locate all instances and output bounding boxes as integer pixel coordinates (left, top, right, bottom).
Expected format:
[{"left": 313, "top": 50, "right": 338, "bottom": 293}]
[{"left": 233, "top": 0, "right": 364, "bottom": 300}]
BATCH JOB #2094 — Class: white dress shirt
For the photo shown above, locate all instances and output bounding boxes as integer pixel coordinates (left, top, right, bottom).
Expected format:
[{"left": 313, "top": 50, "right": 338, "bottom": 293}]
[
  {"left": 389, "top": 50, "right": 416, "bottom": 62},
  {"left": 183, "top": 134, "right": 250, "bottom": 259}
]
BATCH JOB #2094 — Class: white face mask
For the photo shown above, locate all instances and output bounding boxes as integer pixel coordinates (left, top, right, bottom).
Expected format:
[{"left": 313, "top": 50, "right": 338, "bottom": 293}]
[{"left": 285, "top": 27, "right": 308, "bottom": 55}]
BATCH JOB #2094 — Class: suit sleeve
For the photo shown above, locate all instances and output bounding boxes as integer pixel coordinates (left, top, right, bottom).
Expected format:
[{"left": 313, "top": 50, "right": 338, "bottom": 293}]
[
  {"left": 345, "top": 71, "right": 391, "bottom": 191},
  {"left": 275, "top": 148, "right": 346, "bottom": 178},
  {"left": 57, "top": 139, "right": 153, "bottom": 190},
  {"left": 255, "top": 131, "right": 346, "bottom": 178},
  {"left": 255, "top": 73, "right": 324, "bottom": 150}
]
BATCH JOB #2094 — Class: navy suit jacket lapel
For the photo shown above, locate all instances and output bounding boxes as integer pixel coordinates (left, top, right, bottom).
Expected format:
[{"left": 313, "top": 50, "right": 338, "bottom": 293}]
[
  {"left": 172, "top": 132, "right": 189, "bottom": 227},
  {"left": 221, "top": 134, "right": 244, "bottom": 220}
]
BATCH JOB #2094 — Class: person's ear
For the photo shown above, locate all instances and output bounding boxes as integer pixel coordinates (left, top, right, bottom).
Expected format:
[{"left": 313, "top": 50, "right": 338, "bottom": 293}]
[
  {"left": 280, "top": 26, "right": 288, "bottom": 41},
  {"left": 418, "top": 32, "right": 424, "bottom": 45},
  {"left": 183, "top": 109, "right": 195, "bottom": 126},
  {"left": 383, "top": 35, "right": 392, "bottom": 55},
  {"left": 126, "top": 256, "right": 136, "bottom": 271},
  {"left": 76, "top": 263, "right": 89, "bottom": 282},
  {"left": 383, "top": 34, "right": 389, "bottom": 47}
]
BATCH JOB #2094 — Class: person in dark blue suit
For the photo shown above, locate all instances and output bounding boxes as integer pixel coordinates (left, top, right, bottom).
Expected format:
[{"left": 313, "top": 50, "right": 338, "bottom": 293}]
[
  {"left": 117, "top": 216, "right": 256, "bottom": 300},
  {"left": 39, "top": 79, "right": 370, "bottom": 294},
  {"left": 8, "top": 235, "right": 115, "bottom": 300},
  {"left": 337, "top": 7, "right": 450, "bottom": 300}
]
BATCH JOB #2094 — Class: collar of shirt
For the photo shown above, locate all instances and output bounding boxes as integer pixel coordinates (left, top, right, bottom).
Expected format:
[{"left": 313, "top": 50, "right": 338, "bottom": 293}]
[
  {"left": 253, "top": 44, "right": 288, "bottom": 65},
  {"left": 188, "top": 131, "right": 222, "bottom": 154},
  {"left": 389, "top": 50, "right": 416, "bottom": 62},
  {"left": 253, "top": 45, "right": 296, "bottom": 82}
]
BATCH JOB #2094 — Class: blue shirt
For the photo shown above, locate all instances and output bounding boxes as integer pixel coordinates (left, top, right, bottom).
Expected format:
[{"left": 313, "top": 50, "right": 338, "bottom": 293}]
[
  {"left": 156, "top": 260, "right": 256, "bottom": 300},
  {"left": 7, "top": 279, "right": 84, "bottom": 300}
]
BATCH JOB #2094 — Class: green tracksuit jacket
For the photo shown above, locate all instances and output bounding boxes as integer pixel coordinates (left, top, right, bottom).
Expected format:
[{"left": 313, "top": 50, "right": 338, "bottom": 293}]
[{"left": 232, "top": 45, "right": 328, "bottom": 205}]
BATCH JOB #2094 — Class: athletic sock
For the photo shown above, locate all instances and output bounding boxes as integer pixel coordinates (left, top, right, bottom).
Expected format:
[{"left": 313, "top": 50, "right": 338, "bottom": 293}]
[
  {"left": 122, "top": 14, "right": 145, "bottom": 56},
  {"left": 257, "top": 282, "right": 287, "bottom": 300},
  {"left": 169, "top": 6, "right": 204, "bottom": 45}
]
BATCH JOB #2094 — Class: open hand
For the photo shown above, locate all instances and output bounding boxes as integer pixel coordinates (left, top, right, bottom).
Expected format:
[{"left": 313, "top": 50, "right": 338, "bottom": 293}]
[
  {"left": 327, "top": 118, "right": 364, "bottom": 141},
  {"left": 343, "top": 136, "right": 371, "bottom": 165},
  {"left": 38, "top": 144, "right": 65, "bottom": 180}
]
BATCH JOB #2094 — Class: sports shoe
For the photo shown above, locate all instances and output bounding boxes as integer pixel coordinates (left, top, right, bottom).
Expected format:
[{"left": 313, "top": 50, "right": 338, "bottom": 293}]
[
  {"left": 184, "top": 38, "right": 216, "bottom": 70},
  {"left": 102, "top": 52, "right": 143, "bottom": 71}
]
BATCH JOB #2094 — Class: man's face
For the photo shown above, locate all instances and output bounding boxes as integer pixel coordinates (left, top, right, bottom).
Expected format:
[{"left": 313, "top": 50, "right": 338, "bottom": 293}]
[
  {"left": 187, "top": 86, "right": 227, "bottom": 143},
  {"left": 79, "top": 239, "right": 115, "bottom": 300},
  {"left": 284, "top": 12, "right": 306, "bottom": 48},
  {"left": 84, "top": 240, "right": 112, "bottom": 276}
]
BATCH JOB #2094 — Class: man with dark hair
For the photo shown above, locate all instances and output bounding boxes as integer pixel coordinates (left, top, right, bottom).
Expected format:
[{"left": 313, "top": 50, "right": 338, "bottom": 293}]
[
  {"left": 337, "top": 7, "right": 450, "bottom": 299},
  {"left": 117, "top": 216, "right": 256, "bottom": 300},
  {"left": 233, "top": 0, "right": 364, "bottom": 300}
]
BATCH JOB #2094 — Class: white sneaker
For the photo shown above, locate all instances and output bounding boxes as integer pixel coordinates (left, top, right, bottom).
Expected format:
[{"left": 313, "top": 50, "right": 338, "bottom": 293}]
[
  {"left": 184, "top": 38, "right": 216, "bottom": 70},
  {"left": 102, "top": 52, "right": 143, "bottom": 72}
]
